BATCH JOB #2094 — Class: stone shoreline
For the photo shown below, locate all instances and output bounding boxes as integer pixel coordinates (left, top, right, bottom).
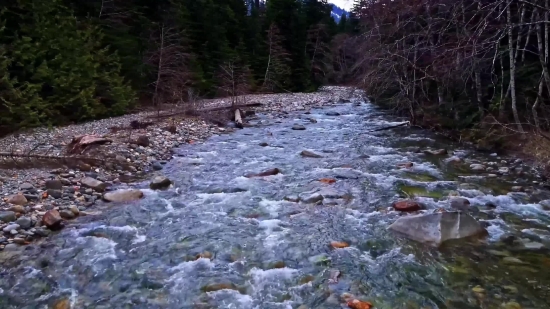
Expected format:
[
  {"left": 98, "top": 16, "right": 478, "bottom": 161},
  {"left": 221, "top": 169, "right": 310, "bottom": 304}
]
[{"left": 0, "top": 86, "right": 361, "bottom": 250}]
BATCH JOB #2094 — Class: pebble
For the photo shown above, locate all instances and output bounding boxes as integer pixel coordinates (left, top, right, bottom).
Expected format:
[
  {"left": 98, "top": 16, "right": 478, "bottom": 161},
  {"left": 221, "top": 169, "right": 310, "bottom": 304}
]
[
  {"left": 470, "top": 164, "right": 485, "bottom": 171},
  {"left": 0, "top": 211, "right": 16, "bottom": 223},
  {"left": 3, "top": 223, "right": 19, "bottom": 233},
  {"left": 15, "top": 217, "right": 32, "bottom": 229}
]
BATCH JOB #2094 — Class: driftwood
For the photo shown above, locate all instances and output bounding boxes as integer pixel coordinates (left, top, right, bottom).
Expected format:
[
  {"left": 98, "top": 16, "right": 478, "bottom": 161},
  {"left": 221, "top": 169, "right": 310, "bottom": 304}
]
[
  {"left": 66, "top": 135, "right": 112, "bottom": 155},
  {"left": 234, "top": 108, "right": 243, "bottom": 129},
  {"left": 370, "top": 121, "right": 410, "bottom": 132}
]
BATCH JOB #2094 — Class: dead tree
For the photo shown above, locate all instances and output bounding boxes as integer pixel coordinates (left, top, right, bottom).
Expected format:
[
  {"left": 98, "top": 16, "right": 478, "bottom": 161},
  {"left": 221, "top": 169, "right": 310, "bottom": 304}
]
[
  {"left": 146, "top": 23, "right": 191, "bottom": 111},
  {"left": 306, "top": 23, "right": 332, "bottom": 83},
  {"left": 262, "top": 23, "right": 291, "bottom": 92},
  {"left": 217, "top": 61, "right": 252, "bottom": 107}
]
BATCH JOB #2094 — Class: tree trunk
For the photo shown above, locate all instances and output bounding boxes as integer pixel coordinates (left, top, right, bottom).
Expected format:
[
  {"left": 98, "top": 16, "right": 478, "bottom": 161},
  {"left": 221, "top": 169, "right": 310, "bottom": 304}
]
[
  {"left": 475, "top": 71, "right": 484, "bottom": 117},
  {"left": 437, "top": 83, "right": 444, "bottom": 107},
  {"left": 507, "top": 1, "right": 524, "bottom": 133}
]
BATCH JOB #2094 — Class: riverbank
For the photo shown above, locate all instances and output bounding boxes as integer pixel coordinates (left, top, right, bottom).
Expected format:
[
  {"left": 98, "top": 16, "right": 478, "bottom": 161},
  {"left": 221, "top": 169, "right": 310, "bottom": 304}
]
[{"left": 0, "top": 86, "right": 361, "bottom": 250}]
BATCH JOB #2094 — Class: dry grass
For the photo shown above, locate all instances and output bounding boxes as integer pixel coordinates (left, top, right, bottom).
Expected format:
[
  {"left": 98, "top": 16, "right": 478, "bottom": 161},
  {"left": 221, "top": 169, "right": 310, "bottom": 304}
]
[{"left": 522, "top": 135, "right": 550, "bottom": 174}]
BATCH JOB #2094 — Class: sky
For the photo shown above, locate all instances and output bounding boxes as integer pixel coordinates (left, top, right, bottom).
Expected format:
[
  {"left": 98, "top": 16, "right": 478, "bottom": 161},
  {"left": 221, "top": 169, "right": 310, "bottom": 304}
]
[{"left": 329, "top": 0, "right": 354, "bottom": 11}]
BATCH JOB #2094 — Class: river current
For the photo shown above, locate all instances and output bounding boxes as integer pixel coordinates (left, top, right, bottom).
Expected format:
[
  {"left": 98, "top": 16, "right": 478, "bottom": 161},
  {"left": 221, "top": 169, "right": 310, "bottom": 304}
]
[{"left": 1, "top": 99, "right": 550, "bottom": 309}]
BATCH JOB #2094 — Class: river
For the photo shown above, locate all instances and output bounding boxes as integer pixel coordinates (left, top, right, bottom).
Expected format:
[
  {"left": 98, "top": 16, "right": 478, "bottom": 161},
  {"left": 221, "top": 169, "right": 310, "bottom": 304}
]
[{"left": 1, "top": 99, "right": 550, "bottom": 309}]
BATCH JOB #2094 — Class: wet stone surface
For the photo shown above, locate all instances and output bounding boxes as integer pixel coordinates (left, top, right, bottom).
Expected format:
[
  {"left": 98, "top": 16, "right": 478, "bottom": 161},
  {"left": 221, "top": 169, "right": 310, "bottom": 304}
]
[{"left": 1, "top": 100, "right": 550, "bottom": 309}]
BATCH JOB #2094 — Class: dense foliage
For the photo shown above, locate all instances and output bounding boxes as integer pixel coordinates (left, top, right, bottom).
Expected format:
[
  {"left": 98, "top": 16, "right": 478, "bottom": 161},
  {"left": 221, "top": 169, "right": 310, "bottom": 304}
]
[{"left": 0, "top": 0, "right": 352, "bottom": 134}]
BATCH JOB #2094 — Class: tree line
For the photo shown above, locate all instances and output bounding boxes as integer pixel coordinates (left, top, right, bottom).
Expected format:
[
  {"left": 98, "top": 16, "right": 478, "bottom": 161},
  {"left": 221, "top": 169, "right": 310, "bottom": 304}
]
[
  {"left": 350, "top": 0, "right": 550, "bottom": 146},
  {"left": 0, "top": 0, "right": 355, "bottom": 135}
]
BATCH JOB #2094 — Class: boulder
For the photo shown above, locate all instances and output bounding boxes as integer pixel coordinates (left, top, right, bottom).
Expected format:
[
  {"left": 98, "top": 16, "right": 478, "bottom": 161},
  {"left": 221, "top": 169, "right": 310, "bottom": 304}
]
[
  {"left": 300, "top": 150, "right": 323, "bottom": 158},
  {"left": 80, "top": 177, "right": 108, "bottom": 192},
  {"left": 325, "top": 111, "right": 341, "bottom": 116},
  {"left": 7, "top": 194, "right": 27, "bottom": 205},
  {"left": 149, "top": 176, "right": 172, "bottom": 190},
  {"left": 45, "top": 179, "right": 63, "bottom": 190},
  {"left": 42, "top": 210, "right": 63, "bottom": 229},
  {"left": 450, "top": 197, "right": 470, "bottom": 211},
  {"left": 392, "top": 200, "right": 422, "bottom": 212},
  {"left": 388, "top": 211, "right": 487, "bottom": 246},
  {"left": 245, "top": 168, "right": 280, "bottom": 178},
  {"left": 103, "top": 190, "right": 144, "bottom": 202},
  {"left": 291, "top": 124, "right": 306, "bottom": 130}
]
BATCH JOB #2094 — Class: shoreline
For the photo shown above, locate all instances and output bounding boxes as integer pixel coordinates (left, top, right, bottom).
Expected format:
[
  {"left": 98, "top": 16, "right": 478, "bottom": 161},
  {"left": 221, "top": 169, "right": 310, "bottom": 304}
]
[{"left": 0, "top": 86, "right": 360, "bottom": 250}]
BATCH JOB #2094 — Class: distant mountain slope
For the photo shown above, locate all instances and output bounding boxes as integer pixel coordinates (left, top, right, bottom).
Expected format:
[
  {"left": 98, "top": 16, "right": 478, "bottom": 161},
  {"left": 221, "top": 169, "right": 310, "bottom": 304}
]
[{"left": 331, "top": 4, "right": 348, "bottom": 22}]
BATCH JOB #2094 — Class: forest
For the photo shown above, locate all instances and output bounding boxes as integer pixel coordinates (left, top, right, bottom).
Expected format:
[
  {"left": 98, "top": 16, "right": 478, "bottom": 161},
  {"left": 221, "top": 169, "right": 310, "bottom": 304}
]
[
  {"left": 0, "top": 0, "right": 355, "bottom": 135},
  {"left": 2, "top": 0, "right": 550, "bottom": 154},
  {"left": 351, "top": 0, "right": 550, "bottom": 153}
]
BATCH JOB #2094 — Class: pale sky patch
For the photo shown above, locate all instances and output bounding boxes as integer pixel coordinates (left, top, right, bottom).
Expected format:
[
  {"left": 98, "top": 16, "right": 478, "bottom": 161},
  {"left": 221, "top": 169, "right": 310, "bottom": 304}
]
[{"left": 329, "top": 0, "right": 354, "bottom": 11}]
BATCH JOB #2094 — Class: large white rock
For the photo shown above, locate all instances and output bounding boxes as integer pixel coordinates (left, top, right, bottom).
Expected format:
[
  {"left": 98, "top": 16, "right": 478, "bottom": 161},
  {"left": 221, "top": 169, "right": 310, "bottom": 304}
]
[{"left": 388, "top": 211, "right": 487, "bottom": 246}]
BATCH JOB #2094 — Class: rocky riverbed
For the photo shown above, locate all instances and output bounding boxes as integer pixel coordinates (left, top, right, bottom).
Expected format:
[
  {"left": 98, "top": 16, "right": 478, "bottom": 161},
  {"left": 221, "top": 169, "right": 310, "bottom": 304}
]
[
  {"left": 0, "top": 86, "right": 359, "bottom": 250},
  {"left": 2, "top": 88, "right": 550, "bottom": 309}
]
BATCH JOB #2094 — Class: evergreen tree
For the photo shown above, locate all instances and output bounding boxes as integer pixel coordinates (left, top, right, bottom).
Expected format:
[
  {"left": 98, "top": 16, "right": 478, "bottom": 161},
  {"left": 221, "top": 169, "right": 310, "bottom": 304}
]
[
  {"left": 0, "top": 0, "right": 343, "bottom": 135},
  {"left": 0, "top": 0, "right": 134, "bottom": 131}
]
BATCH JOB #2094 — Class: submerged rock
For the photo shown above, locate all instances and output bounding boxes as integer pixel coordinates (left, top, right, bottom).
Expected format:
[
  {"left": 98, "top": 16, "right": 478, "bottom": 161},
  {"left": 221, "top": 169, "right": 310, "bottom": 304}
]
[
  {"left": 424, "top": 149, "right": 448, "bottom": 156},
  {"left": 469, "top": 164, "right": 485, "bottom": 171},
  {"left": 392, "top": 200, "right": 423, "bottom": 212},
  {"left": 388, "top": 211, "right": 487, "bottom": 246},
  {"left": 103, "top": 189, "right": 144, "bottom": 202},
  {"left": 330, "top": 241, "right": 349, "bottom": 249},
  {"left": 397, "top": 162, "right": 414, "bottom": 168},
  {"left": 300, "top": 150, "right": 323, "bottom": 158},
  {"left": 150, "top": 176, "right": 172, "bottom": 190},
  {"left": 245, "top": 168, "right": 280, "bottom": 178}
]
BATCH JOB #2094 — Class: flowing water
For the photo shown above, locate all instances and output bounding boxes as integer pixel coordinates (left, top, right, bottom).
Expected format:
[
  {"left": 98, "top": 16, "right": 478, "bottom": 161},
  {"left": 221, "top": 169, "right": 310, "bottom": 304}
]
[{"left": 2, "top": 100, "right": 550, "bottom": 309}]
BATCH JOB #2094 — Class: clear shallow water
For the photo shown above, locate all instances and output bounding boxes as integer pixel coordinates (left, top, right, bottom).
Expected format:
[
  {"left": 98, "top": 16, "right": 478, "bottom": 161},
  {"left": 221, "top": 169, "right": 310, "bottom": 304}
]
[{"left": 1, "top": 101, "right": 550, "bottom": 309}]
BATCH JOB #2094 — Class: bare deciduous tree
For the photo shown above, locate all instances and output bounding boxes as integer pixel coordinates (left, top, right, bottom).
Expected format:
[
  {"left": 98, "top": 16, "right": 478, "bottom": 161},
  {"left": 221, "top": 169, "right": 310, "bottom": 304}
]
[{"left": 146, "top": 24, "right": 191, "bottom": 112}]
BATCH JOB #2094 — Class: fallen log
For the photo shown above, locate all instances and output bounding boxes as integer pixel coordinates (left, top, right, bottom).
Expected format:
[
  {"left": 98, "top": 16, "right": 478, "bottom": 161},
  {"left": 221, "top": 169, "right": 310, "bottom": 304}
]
[
  {"left": 146, "top": 102, "right": 263, "bottom": 120},
  {"left": 0, "top": 152, "right": 105, "bottom": 169},
  {"left": 370, "top": 121, "right": 410, "bottom": 132},
  {"left": 235, "top": 108, "right": 243, "bottom": 129}
]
